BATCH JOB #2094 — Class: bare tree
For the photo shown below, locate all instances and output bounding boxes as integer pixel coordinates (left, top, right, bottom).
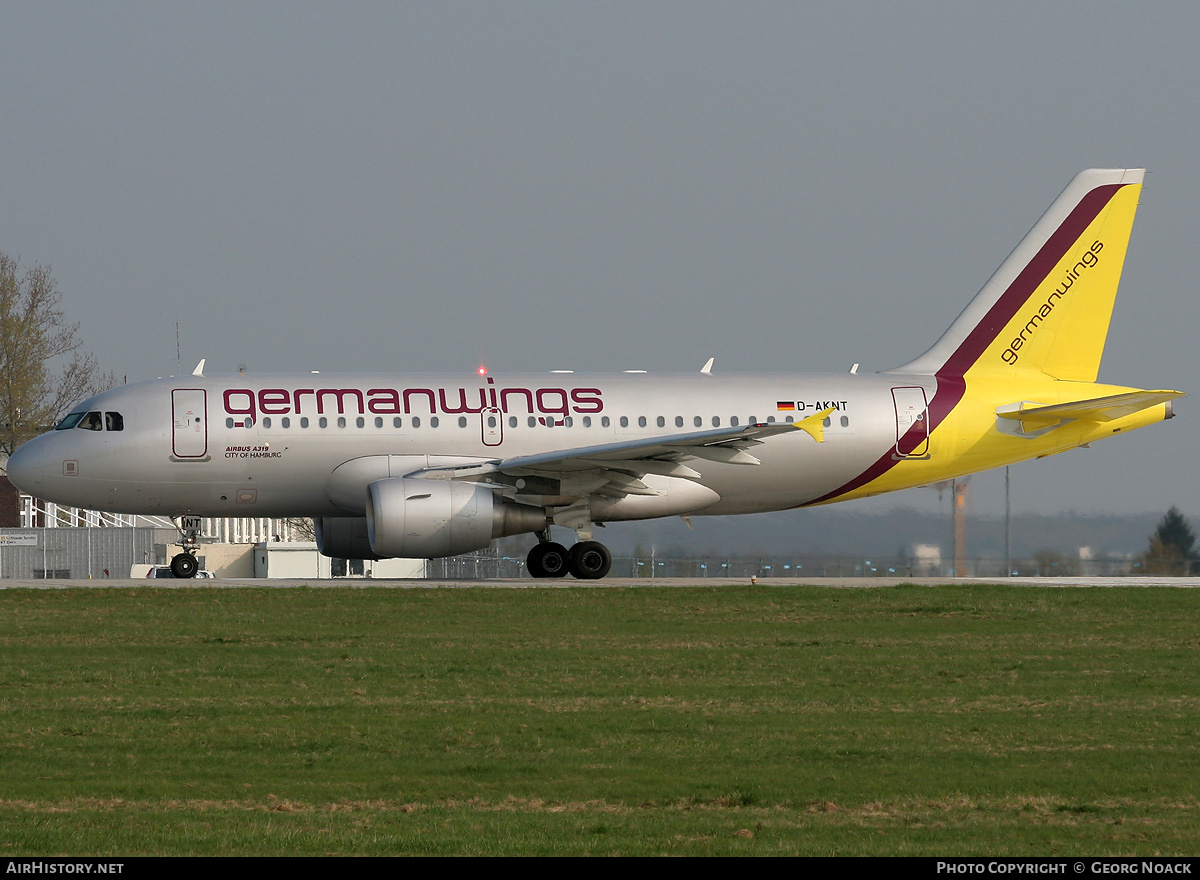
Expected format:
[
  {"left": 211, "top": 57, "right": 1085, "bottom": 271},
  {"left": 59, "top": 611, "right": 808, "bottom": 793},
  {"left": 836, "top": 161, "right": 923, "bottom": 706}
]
[
  {"left": 284, "top": 518, "right": 317, "bottom": 542},
  {"left": 0, "top": 252, "right": 113, "bottom": 468}
]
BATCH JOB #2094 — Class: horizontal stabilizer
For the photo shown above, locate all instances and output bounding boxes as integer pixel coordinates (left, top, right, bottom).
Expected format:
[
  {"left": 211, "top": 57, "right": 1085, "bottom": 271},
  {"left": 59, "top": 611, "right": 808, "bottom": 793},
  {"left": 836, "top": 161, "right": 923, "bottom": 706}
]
[{"left": 997, "top": 390, "right": 1184, "bottom": 430}]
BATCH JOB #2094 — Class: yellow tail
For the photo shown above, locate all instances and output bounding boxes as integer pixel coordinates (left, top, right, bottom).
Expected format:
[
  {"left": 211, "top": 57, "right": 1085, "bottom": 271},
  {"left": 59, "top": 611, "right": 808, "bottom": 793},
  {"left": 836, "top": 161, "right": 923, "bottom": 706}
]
[{"left": 894, "top": 168, "right": 1144, "bottom": 382}]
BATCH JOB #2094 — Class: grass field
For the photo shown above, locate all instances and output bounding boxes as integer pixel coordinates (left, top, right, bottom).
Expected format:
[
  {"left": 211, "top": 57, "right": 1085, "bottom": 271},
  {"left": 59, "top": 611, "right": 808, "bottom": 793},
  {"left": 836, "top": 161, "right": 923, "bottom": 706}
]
[{"left": 0, "top": 583, "right": 1197, "bottom": 855}]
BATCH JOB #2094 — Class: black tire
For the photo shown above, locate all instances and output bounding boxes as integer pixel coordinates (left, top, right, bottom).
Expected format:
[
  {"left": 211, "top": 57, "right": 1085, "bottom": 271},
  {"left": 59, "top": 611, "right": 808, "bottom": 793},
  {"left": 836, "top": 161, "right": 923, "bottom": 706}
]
[
  {"left": 569, "top": 541, "right": 612, "bottom": 580},
  {"left": 170, "top": 553, "right": 198, "bottom": 579},
  {"left": 528, "top": 542, "right": 570, "bottom": 578},
  {"left": 527, "top": 543, "right": 548, "bottom": 578}
]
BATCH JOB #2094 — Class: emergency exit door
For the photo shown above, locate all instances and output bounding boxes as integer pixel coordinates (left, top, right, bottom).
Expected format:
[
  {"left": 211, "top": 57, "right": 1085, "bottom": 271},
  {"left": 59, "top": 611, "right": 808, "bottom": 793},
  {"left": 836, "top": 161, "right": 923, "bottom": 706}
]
[
  {"left": 891, "top": 386, "right": 930, "bottom": 459},
  {"left": 172, "top": 389, "right": 208, "bottom": 458}
]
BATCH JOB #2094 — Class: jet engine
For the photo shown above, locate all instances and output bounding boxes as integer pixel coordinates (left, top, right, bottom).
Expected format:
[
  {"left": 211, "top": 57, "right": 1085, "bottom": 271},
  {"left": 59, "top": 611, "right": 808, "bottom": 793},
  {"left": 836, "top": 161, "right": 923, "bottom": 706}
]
[
  {"left": 366, "top": 478, "right": 546, "bottom": 558},
  {"left": 315, "top": 517, "right": 379, "bottom": 560}
]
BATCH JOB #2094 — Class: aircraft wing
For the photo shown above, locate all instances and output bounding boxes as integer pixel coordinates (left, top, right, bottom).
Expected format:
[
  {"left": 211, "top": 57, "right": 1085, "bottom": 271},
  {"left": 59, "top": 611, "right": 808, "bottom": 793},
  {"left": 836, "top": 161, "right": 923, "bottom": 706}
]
[{"left": 408, "top": 410, "right": 833, "bottom": 496}]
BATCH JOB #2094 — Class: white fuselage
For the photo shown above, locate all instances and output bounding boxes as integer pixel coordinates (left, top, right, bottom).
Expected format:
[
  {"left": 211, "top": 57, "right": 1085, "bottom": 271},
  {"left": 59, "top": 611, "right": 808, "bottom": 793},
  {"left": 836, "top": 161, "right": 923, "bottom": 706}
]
[{"left": 9, "top": 370, "right": 930, "bottom": 520}]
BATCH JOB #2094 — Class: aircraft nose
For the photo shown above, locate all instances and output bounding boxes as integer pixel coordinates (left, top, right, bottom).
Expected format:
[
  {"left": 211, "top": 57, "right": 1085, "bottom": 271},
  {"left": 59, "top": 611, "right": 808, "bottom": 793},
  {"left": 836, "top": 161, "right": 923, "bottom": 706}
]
[{"left": 6, "top": 436, "right": 51, "bottom": 495}]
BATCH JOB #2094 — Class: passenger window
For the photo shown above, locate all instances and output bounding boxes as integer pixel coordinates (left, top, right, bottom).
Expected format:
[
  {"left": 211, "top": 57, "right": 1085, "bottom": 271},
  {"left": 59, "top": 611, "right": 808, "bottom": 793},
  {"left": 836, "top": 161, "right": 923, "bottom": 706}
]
[
  {"left": 823, "top": 417, "right": 831, "bottom": 427},
  {"left": 620, "top": 417, "right": 629, "bottom": 428},
  {"left": 393, "top": 418, "right": 402, "bottom": 428},
  {"left": 674, "top": 416, "right": 682, "bottom": 427},
  {"left": 337, "top": 417, "right": 346, "bottom": 428},
  {"left": 104, "top": 412, "right": 124, "bottom": 431},
  {"left": 712, "top": 416, "right": 720, "bottom": 427},
  {"left": 301, "top": 417, "right": 310, "bottom": 428},
  {"left": 602, "top": 416, "right": 611, "bottom": 428},
  {"left": 412, "top": 417, "right": 421, "bottom": 428},
  {"left": 319, "top": 417, "right": 328, "bottom": 428},
  {"left": 583, "top": 416, "right": 592, "bottom": 427},
  {"left": 840, "top": 415, "right": 849, "bottom": 427},
  {"left": 431, "top": 417, "right": 439, "bottom": 428},
  {"left": 357, "top": 417, "right": 366, "bottom": 428},
  {"left": 458, "top": 417, "right": 467, "bottom": 428},
  {"left": 262, "top": 417, "right": 272, "bottom": 429},
  {"left": 374, "top": 417, "right": 382, "bottom": 428},
  {"left": 638, "top": 416, "right": 647, "bottom": 428},
  {"left": 282, "top": 417, "right": 291, "bottom": 428},
  {"left": 509, "top": 417, "right": 517, "bottom": 428},
  {"left": 694, "top": 416, "right": 702, "bottom": 427},
  {"left": 731, "top": 416, "right": 739, "bottom": 427}
]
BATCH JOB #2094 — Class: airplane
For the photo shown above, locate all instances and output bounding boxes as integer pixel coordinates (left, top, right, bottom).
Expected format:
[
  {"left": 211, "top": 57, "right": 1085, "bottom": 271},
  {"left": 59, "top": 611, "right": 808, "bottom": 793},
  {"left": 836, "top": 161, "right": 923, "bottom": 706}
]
[{"left": 6, "top": 168, "right": 1184, "bottom": 579}]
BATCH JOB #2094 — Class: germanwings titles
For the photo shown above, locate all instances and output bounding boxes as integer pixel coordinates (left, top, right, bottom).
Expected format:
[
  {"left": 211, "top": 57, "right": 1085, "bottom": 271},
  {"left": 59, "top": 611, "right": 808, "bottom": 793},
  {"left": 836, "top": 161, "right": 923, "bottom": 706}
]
[{"left": 8, "top": 169, "right": 1183, "bottom": 578}]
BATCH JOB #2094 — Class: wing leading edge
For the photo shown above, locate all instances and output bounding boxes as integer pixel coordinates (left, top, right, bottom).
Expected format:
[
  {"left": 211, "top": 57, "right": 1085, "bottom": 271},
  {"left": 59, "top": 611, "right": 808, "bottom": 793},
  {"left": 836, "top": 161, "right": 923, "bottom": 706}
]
[{"left": 407, "top": 415, "right": 832, "bottom": 499}]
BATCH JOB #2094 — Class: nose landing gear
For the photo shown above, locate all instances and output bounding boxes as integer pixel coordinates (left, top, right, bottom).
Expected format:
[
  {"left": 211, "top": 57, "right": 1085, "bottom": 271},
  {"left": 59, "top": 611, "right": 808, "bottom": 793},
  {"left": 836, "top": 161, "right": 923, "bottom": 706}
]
[
  {"left": 170, "top": 552, "right": 198, "bottom": 578},
  {"left": 170, "top": 515, "right": 203, "bottom": 579}
]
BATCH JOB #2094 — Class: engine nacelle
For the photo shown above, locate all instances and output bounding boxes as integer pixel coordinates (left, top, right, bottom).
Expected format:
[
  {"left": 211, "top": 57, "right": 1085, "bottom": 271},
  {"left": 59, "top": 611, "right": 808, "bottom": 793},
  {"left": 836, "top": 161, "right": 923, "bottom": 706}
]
[
  {"left": 314, "top": 517, "right": 379, "bottom": 560},
  {"left": 367, "top": 478, "right": 545, "bottom": 558}
]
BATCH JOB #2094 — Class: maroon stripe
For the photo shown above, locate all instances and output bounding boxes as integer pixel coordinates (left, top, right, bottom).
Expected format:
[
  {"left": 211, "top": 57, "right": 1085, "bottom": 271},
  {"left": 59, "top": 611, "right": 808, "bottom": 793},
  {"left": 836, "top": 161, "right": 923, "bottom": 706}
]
[
  {"left": 805, "top": 376, "right": 963, "bottom": 505},
  {"left": 804, "top": 182, "right": 1126, "bottom": 507},
  {"left": 938, "top": 183, "right": 1123, "bottom": 377}
]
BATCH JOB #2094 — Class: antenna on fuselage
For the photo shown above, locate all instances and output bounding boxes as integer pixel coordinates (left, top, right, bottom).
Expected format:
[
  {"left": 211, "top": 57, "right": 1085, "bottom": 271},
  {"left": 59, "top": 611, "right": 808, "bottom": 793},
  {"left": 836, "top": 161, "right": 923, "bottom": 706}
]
[
  {"left": 192, "top": 359, "right": 206, "bottom": 377},
  {"left": 700, "top": 357, "right": 715, "bottom": 375}
]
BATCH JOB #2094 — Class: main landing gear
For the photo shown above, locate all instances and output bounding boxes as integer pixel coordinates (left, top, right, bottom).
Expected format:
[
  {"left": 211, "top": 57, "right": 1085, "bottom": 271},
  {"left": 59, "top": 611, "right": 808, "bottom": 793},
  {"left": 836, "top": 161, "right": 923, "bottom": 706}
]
[
  {"left": 170, "top": 515, "right": 203, "bottom": 579},
  {"left": 526, "top": 531, "right": 612, "bottom": 580}
]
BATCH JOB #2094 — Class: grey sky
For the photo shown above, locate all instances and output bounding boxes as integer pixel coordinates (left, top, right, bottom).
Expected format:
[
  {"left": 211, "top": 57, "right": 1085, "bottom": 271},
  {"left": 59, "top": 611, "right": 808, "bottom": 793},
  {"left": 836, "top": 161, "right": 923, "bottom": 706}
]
[{"left": 1, "top": 2, "right": 1195, "bottom": 517}]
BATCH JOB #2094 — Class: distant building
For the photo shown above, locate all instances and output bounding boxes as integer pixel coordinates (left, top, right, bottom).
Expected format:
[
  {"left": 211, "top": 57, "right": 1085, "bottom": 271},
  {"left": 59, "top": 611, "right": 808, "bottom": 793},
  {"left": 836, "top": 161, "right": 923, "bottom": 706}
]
[
  {"left": 912, "top": 543, "right": 942, "bottom": 576},
  {"left": 0, "top": 477, "right": 18, "bottom": 528}
]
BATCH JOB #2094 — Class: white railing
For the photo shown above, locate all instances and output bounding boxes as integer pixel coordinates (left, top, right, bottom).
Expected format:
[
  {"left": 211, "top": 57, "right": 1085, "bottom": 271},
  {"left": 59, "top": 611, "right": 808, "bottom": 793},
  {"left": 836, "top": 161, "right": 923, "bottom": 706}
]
[
  {"left": 18, "top": 494, "right": 169, "bottom": 529},
  {"left": 17, "top": 494, "right": 299, "bottom": 544}
]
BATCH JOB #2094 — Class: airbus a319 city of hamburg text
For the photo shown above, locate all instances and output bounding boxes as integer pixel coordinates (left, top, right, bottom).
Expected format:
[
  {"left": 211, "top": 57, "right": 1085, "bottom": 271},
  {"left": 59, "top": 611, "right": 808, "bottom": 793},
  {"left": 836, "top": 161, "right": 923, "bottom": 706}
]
[{"left": 8, "top": 169, "right": 1183, "bottom": 578}]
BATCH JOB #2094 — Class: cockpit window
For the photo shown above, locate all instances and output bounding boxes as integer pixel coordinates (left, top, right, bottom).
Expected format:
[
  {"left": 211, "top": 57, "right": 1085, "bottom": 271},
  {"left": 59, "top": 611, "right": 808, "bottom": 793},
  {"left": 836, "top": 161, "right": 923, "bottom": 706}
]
[
  {"left": 78, "top": 411, "right": 103, "bottom": 431},
  {"left": 105, "top": 412, "right": 124, "bottom": 431},
  {"left": 55, "top": 412, "right": 86, "bottom": 430}
]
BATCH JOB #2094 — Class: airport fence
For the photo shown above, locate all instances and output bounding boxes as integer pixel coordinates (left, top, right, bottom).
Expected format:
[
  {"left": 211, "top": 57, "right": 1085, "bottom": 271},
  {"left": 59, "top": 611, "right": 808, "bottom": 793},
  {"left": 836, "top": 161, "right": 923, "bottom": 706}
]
[
  {"left": 0, "top": 528, "right": 1190, "bottom": 580},
  {"left": 427, "top": 551, "right": 1191, "bottom": 580}
]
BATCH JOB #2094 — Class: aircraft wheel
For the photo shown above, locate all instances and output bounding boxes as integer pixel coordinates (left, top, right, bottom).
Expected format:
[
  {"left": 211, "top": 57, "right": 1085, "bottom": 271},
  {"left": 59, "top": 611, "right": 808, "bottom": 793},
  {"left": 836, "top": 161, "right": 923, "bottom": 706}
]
[
  {"left": 569, "top": 541, "right": 612, "bottom": 580},
  {"left": 527, "top": 542, "right": 569, "bottom": 578},
  {"left": 527, "top": 544, "right": 547, "bottom": 578},
  {"left": 170, "top": 552, "right": 198, "bottom": 579}
]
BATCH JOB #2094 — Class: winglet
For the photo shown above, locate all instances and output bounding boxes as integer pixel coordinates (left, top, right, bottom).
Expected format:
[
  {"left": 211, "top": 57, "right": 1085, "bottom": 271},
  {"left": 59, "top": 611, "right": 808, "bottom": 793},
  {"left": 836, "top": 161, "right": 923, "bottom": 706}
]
[{"left": 794, "top": 407, "right": 836, "bottom": 443}]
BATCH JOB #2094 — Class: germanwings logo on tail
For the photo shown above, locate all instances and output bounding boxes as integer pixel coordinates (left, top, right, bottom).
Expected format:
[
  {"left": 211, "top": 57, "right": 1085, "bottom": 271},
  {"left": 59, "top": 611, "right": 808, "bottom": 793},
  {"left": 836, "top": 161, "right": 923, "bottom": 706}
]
[{"left": 1000, "top": 240, "right": 1104, "bottom": 365}]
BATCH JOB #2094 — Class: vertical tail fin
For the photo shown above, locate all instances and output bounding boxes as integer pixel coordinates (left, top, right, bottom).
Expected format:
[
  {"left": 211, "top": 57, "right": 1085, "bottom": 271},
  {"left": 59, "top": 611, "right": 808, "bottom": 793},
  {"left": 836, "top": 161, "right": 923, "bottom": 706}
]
[{"left": 892, "top": 168, "right": 1144, "bottom": 381}]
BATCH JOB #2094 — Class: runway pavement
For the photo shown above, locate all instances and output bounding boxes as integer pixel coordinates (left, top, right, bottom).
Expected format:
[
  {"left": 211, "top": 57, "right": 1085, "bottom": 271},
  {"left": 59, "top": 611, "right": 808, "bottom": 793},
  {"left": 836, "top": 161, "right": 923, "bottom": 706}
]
[{"left": 3, "top": 576, "right": 1200, "bottom": 589}]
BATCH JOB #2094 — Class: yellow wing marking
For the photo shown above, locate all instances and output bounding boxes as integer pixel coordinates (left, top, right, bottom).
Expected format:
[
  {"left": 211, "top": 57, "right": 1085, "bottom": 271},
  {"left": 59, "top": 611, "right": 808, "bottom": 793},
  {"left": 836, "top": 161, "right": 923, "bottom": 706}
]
[{"left": 794, "top": 407, "right": 837, "bottom": 443}]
